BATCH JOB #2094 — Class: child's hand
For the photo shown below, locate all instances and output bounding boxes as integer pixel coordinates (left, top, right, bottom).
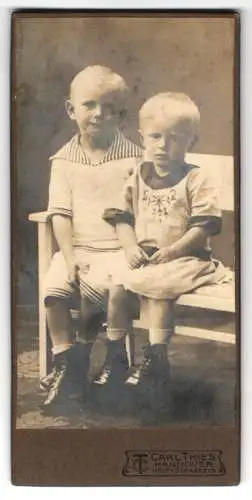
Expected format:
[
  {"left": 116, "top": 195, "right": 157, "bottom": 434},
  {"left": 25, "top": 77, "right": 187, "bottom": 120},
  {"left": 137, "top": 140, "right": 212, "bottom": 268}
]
[
  {"left": 66, "top": 258, "right": 80, "bottom": 287},
  {"left": 125, "top": 245, "right": 148, "bottom": 269},
  {"left": 148, "top": 247, "right": 174, "bottom": 265}
]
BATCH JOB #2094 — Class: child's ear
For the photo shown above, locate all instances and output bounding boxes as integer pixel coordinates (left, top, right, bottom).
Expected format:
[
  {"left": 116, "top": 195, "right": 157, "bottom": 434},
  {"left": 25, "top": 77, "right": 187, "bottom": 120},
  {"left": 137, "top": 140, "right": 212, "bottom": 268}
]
[
  {"left": 188, "top": 133, "right": 199, "bottom": 152},
  {"left": 65, "top": 100, "right": 75, "bottom": 120}
]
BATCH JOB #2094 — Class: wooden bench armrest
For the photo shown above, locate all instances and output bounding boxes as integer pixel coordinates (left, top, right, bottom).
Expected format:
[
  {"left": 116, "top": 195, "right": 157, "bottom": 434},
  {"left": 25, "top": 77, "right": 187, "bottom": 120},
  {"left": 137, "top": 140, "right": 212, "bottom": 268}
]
[
  {"left": 29, "top": 211, "right": 51, "bottom": 223},
  {"left": 28, "top": 210, "right": 57, "bottom": 378}
]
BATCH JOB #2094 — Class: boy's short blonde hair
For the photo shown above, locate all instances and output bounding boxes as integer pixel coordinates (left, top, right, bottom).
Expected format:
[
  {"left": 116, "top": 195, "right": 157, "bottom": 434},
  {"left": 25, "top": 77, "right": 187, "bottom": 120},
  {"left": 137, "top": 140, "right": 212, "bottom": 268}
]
[
  {"left": 139, "top": 92, "right": 200, "bottom": 139},
  {"left": 70, "top": 65, "right": 129, "bottom": 115}
]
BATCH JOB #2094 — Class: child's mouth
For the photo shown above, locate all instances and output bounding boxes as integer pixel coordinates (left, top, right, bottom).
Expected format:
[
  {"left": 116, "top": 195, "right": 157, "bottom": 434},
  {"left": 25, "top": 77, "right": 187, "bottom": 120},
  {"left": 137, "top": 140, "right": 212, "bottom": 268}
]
[
  {"left": 89, "top": 122, "right": 102, "bottom": 127},
  {"left": 155, "top": 154, "right": 169, "bottom": 160}
]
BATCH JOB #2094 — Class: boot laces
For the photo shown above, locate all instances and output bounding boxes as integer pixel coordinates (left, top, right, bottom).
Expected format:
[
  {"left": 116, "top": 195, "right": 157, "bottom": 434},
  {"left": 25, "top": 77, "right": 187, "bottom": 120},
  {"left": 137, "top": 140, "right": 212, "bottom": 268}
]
[{"left": 43, "top": 365, "right": 66, "bottom": 405}]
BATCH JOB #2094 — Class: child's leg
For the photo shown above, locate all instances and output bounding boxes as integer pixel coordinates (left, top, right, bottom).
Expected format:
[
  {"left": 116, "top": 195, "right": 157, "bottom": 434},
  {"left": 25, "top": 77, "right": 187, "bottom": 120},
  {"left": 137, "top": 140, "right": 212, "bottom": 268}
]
[
  {"left": 126, "top": 299, "right": 174, "bottom": 388},
  {"left": 93, "top": 285, "right": 132, "bottom": 385},
  {"left": 79, "top": 295, "right": 106, "bottom": 342},
  {"left": 148, "top": 298, "right": 174, "bottom": 345}
]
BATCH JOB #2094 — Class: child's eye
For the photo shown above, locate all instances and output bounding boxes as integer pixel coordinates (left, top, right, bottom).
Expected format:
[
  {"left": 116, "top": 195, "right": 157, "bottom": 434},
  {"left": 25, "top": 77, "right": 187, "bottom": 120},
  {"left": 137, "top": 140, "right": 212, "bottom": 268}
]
[
  {"left": 103, "top": 102, "right": 116, "bottom": 115},
  {"left": 170, "top": 133, "right": 181, "bottom": 141},
  {"left": 81, "top": 100, "right": 96, "bottom": 109}
]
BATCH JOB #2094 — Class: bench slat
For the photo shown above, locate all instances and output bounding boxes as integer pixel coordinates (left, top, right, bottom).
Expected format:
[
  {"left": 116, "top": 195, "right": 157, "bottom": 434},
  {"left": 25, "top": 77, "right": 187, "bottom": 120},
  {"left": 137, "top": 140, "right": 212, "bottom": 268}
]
[
  {"left": 176, "top": 293, "right": 235, "bottom": 312},
  {"left": 175, "top": 325, "right": 235, "bottom": 344}
]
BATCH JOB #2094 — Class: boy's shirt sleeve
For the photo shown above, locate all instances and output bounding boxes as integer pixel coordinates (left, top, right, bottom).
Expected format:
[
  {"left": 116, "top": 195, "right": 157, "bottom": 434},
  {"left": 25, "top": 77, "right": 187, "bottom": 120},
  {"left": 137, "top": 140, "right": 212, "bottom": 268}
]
[
  {"left": 47, "top": 159, "right": 72, "bottom": 218},
  {"left": 102, "top": 169, "right": 138, "bottom": 227},
  {"left": 187, "top": 167, "right": 222, "bottom": 236}
]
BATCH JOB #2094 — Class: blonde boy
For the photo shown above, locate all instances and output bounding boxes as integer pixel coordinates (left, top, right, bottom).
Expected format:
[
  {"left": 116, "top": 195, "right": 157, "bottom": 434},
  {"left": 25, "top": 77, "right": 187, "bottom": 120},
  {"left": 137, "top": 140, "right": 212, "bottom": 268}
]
[{"left": 42, "top": 65, "right": 142, "bottom": 410}]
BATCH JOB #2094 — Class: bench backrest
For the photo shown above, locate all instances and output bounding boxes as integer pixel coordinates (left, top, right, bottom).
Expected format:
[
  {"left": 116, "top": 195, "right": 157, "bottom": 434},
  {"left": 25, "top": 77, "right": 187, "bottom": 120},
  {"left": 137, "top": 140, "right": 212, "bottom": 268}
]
[{"left": 186, "top": 153, "right": 234, "bottom": 212}]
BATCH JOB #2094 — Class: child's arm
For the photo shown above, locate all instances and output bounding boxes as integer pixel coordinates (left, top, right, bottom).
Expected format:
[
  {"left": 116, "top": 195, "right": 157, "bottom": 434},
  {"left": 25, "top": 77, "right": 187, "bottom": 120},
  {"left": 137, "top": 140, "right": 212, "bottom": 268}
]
[
  {"left": 102, "top": 167, "right": 147, "bottom": 269},
  {"left": 149, "top": 226, "right": 207, "bottom": 264},
  {"left": 150, "top": 167, "right": 221, "bottom": 265},
  {"left": 116, "top": 222, "right": 146, "bottom": 269}
]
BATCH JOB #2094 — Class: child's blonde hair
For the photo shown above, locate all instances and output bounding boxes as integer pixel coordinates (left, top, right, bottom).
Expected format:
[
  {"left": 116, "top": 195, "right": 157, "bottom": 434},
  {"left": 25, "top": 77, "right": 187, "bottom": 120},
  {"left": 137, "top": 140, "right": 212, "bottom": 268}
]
[
  {"left": 139, "top": 92, "right": 200, "bottom": 142},
  {"left": 70, "top": 65, "right": 129, "bottom": 116}
]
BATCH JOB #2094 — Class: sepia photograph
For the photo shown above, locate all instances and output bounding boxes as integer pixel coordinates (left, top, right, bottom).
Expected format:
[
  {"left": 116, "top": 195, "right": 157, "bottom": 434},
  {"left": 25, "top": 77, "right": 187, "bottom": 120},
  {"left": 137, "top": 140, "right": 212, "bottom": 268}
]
[{"left": 12, "top": 11, "right": 239, "bottom": 485}]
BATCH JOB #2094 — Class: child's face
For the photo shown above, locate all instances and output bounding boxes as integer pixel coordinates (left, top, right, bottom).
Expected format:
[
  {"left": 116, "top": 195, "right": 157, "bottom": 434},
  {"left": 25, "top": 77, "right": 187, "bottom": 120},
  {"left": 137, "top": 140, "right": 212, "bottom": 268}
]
[
  {"left": 140, "top": 111, "right": 195, "bottom": 171},
  {"left": 66, "top": 78, "right": 120, "bottom": 138}
]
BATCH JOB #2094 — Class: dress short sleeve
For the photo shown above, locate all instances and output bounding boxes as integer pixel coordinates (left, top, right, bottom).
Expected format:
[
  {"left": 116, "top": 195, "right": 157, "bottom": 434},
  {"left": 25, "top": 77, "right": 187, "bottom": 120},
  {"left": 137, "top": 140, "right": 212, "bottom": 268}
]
[
  {"left": 187, "top": 167, "right": 222, "bottom": 236},
  {"left": 47, "top": 159, "right": 72, "bottom": 218},
  {"left": 102, "top": 168, "right": 138, "bottom": 227}
]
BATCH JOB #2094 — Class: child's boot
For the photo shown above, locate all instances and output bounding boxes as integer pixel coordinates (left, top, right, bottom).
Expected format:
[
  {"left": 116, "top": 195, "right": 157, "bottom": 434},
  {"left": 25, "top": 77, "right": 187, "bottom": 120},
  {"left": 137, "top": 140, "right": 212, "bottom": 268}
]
[
  {"left": 40, "top": 343, "right": 90, "bottom": 410},
  {"left": 93, "top": 338, "right": 129, "bottom": 386},
  {"left": 125, "top": 343, "right": 171, "bottom": 401}
]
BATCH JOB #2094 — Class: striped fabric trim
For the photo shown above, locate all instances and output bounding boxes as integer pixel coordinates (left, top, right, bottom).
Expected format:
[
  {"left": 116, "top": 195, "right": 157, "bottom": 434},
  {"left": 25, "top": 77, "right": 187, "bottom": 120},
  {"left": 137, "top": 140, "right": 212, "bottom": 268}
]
[
  {"left": 50, "top": 131, "right": 143, "bottom": 166},
  {"left": 79, "top": 280, "right": 105, "bottom": 305},
  {"left": 45, "top": 288, "right": 74, "bottom": 299}
]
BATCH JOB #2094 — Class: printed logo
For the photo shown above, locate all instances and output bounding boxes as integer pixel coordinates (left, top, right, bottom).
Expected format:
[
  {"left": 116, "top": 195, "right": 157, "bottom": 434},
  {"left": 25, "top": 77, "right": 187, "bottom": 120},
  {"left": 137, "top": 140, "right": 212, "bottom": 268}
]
[{"left": 122, "top": 450, "right": 226, "bottom": 477}]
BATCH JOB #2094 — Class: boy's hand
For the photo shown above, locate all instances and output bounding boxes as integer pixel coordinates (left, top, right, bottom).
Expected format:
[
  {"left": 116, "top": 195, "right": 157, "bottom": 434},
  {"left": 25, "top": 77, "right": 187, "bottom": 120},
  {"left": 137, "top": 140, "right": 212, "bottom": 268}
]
[
  {"left": 125, "top": 245, "right": 148, "bottom": 269},
  {"left": 148, "top": 247, "right": 175, "bottom": 265},
  {"left": 66, "top": 258, "right": 80, "bottom": 287}
]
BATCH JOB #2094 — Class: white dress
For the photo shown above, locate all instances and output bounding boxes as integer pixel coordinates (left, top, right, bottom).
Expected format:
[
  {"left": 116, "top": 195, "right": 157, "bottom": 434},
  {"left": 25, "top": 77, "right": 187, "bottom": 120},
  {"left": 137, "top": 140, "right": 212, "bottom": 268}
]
[{"left": 108, "top": 161, "right": 227, "bottom": 300}]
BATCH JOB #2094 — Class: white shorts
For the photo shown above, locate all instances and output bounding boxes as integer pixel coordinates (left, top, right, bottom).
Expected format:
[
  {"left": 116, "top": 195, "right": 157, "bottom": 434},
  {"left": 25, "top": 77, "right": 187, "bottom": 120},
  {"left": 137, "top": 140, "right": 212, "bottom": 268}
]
[{"left": 43, "top": 248, "right": 126, "bottom": 309}]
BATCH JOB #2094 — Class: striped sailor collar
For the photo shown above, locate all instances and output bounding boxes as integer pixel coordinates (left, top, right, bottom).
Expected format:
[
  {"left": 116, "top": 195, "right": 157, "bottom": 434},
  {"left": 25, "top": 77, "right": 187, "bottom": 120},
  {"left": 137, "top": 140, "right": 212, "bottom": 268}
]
[{"left": 50, "top": 130, "right": 143, "bottom": 165}]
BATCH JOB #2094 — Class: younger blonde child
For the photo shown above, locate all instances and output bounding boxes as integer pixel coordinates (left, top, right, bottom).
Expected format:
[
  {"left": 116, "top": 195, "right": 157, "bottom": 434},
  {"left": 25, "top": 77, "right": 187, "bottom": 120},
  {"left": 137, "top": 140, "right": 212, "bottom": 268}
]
[{"left": 94, "top": 92, "right": 225, "bottom": 397}]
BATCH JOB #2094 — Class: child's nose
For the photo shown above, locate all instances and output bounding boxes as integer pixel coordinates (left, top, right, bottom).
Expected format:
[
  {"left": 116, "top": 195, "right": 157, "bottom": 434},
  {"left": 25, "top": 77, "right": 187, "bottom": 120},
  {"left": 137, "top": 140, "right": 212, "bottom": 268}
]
[{"left": 93, "top": 104, "right": 102, "bottom": 117}]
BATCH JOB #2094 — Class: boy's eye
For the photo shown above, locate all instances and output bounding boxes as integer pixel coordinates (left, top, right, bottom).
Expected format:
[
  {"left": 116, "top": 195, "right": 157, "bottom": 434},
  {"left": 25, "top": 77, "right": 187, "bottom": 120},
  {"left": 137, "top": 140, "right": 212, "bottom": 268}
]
[{"left": 150, "top": 133, "right": 162, "bottom": 139}]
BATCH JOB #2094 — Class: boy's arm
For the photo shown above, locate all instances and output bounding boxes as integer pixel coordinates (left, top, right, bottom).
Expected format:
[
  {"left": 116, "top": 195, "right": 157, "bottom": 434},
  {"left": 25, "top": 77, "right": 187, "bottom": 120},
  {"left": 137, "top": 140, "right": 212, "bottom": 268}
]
[
  {"left": 48, "top": 159, "right": 78, "bottom": 284},
  {"left": 52, "top": 215, "right": 78, "bottom": 285}
]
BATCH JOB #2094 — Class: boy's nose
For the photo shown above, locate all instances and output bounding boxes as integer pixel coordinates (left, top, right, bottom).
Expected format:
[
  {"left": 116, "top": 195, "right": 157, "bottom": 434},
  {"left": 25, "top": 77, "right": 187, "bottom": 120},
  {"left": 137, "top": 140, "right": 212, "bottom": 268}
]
[
  {"left": 160, "top": 136, "right": 173, "bottom": 150},
  {"left": 158, "top": 136, "right": 167, "bottom": 149}
]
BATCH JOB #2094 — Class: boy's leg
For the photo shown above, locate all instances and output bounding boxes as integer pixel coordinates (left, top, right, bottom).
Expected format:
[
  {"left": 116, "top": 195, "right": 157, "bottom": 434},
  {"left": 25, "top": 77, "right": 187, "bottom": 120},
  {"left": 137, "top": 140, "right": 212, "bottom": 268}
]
[
  {"left": 41, "top": 252, "right": 91, "bottom": 409},
  {"left": 41, "top": 297, "right": 90, "bottom": 410},
  {"left": 93, "top": 285, "right": 133, "bottom": 386},
  {"left": 46, "top": 298, "right": 73, "bottom": 354},
  {"left": 126, "top": 299, "right": 174, "bottom": 388}
]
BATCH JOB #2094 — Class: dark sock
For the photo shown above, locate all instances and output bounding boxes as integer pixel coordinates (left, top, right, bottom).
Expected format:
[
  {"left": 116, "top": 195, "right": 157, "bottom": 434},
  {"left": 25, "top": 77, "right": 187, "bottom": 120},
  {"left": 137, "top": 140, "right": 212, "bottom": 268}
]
[
  {"left": 149, "top": 343, "right": 168, "bottom": 359},
  {"left": 106, "top": 338, "right": 128, "bottom": 362}
]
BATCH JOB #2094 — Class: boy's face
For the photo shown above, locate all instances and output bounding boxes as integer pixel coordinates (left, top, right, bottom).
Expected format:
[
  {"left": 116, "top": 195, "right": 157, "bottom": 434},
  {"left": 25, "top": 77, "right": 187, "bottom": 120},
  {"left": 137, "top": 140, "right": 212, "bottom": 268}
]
[
  {"left": 66, "top": 78, "right": 120, "bottom": 138},
  {"left": 140, "top": 111, "right": 195, "bottom": 171}
]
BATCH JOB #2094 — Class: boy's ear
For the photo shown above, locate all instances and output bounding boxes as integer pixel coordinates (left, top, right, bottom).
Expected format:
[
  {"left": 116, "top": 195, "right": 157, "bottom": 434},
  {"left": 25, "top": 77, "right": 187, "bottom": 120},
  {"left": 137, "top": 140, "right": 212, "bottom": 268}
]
[
  {"left": 65, "top": 100, "right": 75, "bottom": 120},
  {"left": 138, "top": 129, "right": 145, "bottom": 147}
]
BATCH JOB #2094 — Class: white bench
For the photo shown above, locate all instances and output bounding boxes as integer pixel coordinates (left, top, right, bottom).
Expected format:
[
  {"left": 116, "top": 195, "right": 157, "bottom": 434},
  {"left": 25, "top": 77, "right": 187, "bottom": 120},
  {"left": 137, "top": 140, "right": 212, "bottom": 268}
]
[{"left": 29, "top": 153, "right": 235, "bottom": 379}]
